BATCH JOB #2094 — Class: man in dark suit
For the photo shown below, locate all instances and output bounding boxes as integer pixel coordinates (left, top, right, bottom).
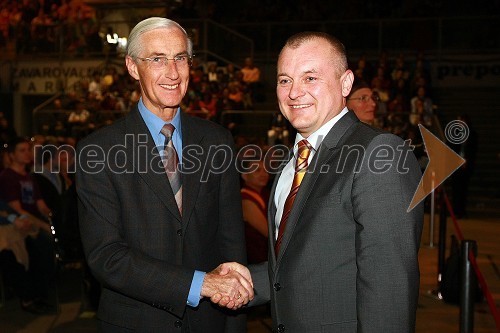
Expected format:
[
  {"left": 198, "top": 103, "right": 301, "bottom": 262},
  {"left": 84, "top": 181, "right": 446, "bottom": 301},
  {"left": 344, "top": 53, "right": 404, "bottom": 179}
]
[
  {"left": 76, "top": 17, "right": 253, "bottom": 332},
  {"left": 216, "top": 32, "right": 424, "bottom": 333}
]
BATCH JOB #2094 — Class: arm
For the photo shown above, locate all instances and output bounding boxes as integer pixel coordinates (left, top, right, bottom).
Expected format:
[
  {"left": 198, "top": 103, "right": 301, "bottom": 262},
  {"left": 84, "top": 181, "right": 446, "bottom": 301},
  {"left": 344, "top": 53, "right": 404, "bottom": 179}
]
[
  {"left": 76, "top": 141, "right": 194, "bottom": 318},
  {"left": 7, "top": 200, "right": 30, "bottom": 216},
  {"left": 36, "top": 199, "right": 52, "bottom": 220},
  {"left": 353, "top": 134, "right": 424, "bottom": 333},
  {"left": 242, "top": 200, "right": 268, "bottom": 237}
]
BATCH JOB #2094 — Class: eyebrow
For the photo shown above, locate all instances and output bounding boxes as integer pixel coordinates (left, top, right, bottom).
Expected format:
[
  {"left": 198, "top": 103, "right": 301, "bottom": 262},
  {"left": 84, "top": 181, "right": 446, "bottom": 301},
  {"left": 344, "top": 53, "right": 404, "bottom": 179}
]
[
  {"left": 146, "top": 51, "right": 189, "bottom": 57},
  {"left": 277, "top": 69, "right": 318, "bottom": 77}
]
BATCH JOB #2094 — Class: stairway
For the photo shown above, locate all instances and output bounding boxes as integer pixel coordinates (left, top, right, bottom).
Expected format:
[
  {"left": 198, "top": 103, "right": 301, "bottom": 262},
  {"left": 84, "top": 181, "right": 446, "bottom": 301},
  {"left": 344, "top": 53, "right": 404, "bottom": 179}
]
[{"left": 434, "top": 87, "right": 500, "bottom": 217}]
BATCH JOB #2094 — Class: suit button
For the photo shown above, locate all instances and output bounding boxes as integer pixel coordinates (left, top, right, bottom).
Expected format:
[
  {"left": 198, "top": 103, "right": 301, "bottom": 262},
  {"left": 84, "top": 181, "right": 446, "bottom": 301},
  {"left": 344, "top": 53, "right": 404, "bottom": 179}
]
[
  {"left": 277, "top": 324, "right": 285, "bottom": 332},
  {"left": 274, "top": 283, "right": 281, "bottom": 291},
  {"left": 174, "top": 320, "right": 182, "bottom": 328},
  {"left": 176, "top": 229, "right": 182, "bottom": 236}
]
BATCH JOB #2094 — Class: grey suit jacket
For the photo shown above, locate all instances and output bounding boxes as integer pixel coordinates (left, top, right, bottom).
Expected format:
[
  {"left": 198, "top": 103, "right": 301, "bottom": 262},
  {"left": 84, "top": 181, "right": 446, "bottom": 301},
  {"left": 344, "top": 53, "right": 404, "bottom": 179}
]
[
  {"left": 251, "top": 111, "right": 424, "bottom": 333},
  {"left": 76, "top": 105, "right": 247, "bottom": 333}
]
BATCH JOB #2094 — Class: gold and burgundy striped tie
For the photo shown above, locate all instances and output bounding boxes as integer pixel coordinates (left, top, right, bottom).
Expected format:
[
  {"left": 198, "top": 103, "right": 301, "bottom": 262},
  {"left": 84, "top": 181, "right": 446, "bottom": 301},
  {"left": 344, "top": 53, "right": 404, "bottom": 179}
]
[
  {"left": 275, "top": 139, "right": 312, "bottom": 255},
  {"left": 161, "top": 124, "right": 182, "bottom": 215}
]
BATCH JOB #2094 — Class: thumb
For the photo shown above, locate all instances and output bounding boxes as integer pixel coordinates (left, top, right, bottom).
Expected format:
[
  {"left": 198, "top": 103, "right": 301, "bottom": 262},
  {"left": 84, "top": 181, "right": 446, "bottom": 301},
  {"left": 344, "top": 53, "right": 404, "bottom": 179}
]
[{"left": 218, "top": 263, "right": 231, "bottom": 275}]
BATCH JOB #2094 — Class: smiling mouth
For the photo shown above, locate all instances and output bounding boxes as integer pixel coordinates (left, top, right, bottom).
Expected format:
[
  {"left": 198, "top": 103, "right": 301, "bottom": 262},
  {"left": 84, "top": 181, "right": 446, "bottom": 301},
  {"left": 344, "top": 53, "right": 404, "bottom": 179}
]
[
  {"left": 290, "top": 104, "right": 312, "bottom": 109},
  {"left": 160, "top": 83, "right": 179, "bottom": 90}
]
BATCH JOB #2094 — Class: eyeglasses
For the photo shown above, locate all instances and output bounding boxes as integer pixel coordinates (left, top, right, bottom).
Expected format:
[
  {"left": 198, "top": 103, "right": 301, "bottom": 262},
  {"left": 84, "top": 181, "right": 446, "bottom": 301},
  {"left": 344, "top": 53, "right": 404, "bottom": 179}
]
[
  {"left": 136, "top": 54, "right": 193, "bottom": 69},
  {"left": 348, "top": 94, "right": 380, "bottom": 103}
]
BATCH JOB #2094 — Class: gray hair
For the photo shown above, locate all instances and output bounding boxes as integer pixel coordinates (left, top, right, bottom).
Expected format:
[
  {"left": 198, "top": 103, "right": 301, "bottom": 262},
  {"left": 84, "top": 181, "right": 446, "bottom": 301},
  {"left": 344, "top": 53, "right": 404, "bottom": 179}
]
[{"left": 127, "top": 17, "right": 193, "bottom": 59}]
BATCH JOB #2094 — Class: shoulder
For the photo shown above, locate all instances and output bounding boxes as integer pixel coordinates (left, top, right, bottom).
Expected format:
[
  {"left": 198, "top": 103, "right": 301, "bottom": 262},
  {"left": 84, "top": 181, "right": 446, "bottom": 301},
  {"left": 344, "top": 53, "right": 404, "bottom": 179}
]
[
  {"left": 347, "top": 122, "right": 405, "bottom": 148},
  {"left": 0, "top": 168, "right": 16, "bottom": 180},
  {"left": 77, "top": 116, "right": 128, "bottom": 150},
  {"left": 184, "top": 114, "right": 233, "bottom": 141}
]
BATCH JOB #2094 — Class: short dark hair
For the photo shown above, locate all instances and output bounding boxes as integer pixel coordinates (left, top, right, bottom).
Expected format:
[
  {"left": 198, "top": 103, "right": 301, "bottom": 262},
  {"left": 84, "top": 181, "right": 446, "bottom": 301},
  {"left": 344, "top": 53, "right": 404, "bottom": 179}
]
[
  {"left": 279, "top": 31, "right": 348, "bottom": 74},
  {"left": 6, "top": 137, "right": 31, "bottom": 153}
]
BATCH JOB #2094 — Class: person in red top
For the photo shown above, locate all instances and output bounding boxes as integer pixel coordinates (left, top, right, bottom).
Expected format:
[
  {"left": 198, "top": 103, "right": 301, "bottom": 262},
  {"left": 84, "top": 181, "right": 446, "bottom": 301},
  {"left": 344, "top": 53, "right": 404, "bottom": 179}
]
[
  {"left": 240, "top": 157, "right": 270, "bottom": 264},
  {"left": 0, "top": 137, "right": 55, "bottom": 314},
  {"left": 0, "top": 137, "right": 51, "bottom": 219}
]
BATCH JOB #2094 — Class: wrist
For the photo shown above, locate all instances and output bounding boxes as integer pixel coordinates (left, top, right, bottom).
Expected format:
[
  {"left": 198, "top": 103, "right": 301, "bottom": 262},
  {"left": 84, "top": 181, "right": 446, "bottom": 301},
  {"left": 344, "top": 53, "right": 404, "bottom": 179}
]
[{"left": 7, "top": 214, "right": 18, "bottom": 223}]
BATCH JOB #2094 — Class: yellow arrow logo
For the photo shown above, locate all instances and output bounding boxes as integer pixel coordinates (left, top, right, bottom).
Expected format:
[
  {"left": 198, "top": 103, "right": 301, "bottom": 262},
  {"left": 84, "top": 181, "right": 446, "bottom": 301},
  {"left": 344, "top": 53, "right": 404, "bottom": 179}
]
[{"left": 408, "top": 124, "right": 466, "bottom": 212}]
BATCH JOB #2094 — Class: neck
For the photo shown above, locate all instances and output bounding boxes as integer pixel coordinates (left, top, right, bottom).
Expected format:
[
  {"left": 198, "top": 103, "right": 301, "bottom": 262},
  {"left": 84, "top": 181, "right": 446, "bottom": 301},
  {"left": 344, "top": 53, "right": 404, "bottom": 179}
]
[
  {"left": 10, "top": 162, "right": 27, "bottom": 175},
  {"left": 246, "top": 184, "right": 262, "bottom": 193},
  {"left": 148, "top": 104, "right": 178, "bottom": 122}
]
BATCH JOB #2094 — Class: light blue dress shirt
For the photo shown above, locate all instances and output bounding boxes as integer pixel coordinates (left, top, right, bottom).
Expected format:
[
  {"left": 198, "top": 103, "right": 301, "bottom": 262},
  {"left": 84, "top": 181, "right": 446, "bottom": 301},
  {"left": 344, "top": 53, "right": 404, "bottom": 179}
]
[{"left": 138, "top": 99, "right": 206, "bottom": 307}]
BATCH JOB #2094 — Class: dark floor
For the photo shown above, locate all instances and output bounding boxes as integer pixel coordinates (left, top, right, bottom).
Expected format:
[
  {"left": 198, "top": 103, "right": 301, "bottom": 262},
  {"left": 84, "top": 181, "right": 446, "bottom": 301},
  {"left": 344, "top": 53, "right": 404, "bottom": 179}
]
[{"left": 1, "top": 213, "right": 499, "bottom": 333}]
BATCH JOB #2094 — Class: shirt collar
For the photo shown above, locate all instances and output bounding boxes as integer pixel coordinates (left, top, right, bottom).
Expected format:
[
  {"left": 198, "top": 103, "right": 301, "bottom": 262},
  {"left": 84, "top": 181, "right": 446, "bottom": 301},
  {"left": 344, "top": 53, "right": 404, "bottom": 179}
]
[
  {"left": 138, "top": 98, "right": 182, "bottom": 137},
  {"left": 293, "top": 107, "right": 349, "bottom": 153}
]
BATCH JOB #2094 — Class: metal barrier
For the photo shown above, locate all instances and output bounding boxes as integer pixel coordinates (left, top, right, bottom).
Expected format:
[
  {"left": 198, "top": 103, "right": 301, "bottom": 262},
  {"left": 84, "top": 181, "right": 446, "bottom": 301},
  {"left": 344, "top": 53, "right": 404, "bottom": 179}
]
[
  {"left": 220, "top": 110, "right": 277, "bottom": 140},
  {"left": 460, "top": 240, "right": 477, "bottom": 333},
  {"left": 32, "top": 108, "right": 128, "bottom": 137}
]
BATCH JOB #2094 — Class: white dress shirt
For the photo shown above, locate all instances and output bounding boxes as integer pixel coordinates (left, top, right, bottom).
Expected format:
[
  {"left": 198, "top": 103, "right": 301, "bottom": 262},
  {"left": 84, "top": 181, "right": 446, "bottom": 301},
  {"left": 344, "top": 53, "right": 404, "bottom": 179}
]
[{"left": 273, "top": 107, "right": 349, "bottom": 237}]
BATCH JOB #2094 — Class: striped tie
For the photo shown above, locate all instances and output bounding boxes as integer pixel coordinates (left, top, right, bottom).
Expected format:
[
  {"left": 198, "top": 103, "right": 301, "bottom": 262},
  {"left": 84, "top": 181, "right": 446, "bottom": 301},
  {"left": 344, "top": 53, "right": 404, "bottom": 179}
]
[
  {"left": 161, "top": 124, "right": 182, "bottom": 215},
  {"left": 275, "top": 139, "right": 312, "bottom": 255}
]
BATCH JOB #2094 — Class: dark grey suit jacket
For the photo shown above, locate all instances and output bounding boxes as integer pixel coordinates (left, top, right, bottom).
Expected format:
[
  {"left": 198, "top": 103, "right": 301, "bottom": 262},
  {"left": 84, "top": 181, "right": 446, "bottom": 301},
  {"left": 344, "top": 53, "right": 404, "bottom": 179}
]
[
  {"left": 251, "top": 111, "right": 424, "bottom": 333},
  {"left": 76, "top": 106, "right": 247, "bottom": 333}
]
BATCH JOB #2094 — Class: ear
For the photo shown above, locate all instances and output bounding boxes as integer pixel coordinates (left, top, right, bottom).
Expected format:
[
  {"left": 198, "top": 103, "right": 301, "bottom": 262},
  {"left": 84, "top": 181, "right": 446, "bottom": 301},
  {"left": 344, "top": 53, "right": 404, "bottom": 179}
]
[
  {"left": 125, "top": 55, "right": 140, "bottom": 81},
  {"left": 341, "top": 70, "right": 354, "bottom": 98}
]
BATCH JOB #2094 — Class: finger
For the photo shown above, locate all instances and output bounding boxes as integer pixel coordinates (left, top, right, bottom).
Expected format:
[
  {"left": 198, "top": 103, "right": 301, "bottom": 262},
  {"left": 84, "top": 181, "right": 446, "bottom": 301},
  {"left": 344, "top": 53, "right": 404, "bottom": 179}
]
[
  {"left": 218, "top": 296, "right": 231, "bottom": 307},
  {"left": 225, "top": 299, "right": 236, "bottom": 309},
  {"left": 228, "top": 263, "right": 253, "bottom": 288},
  {"left": 238, "top": 289, "right": 250, "bottom": 305},
  {"left": 210, "top": 293, "right": 222, "bottom": 303},
  {"left": 233, "top": 273, "right": 254, "bottom": 301}
]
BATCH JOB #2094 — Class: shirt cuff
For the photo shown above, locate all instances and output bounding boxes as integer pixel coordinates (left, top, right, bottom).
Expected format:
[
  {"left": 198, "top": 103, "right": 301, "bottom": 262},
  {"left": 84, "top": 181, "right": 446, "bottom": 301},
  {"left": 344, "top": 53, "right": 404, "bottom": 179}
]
[
  {"left": 7, "top": 214, "right": 17, "bottom": 223},
  {"left": 187, "top": 270, "right": 206, "bottom": 307}
]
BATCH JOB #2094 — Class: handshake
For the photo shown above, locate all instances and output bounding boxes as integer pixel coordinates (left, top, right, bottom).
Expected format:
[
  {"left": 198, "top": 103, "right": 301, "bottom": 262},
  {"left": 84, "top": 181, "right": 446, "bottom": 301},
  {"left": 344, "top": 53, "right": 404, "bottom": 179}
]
[{"left": 201, "top": 262, "right": 253, "bottom": 310}]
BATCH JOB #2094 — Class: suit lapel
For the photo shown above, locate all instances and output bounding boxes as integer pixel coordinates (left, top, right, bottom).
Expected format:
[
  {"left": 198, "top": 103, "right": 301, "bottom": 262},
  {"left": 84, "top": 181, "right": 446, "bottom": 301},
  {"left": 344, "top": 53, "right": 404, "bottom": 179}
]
[
  {"left": 268, "top": 163, "right": 286, "bottom": 268},
  {"left": 179, "top": 112, "right": 205, "bottom": 231},
  {"left": 125, "top": 107, "right": 182, "bottom": 222},
  {"left": 275, "top": 112, "right": 359, "bottom": 266}
]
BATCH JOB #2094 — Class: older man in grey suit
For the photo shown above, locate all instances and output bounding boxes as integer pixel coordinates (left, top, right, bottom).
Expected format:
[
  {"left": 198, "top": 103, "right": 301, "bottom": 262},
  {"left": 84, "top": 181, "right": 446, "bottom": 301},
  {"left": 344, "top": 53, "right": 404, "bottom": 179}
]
[
  {"left": 216, "top": 32, "right": 424, "bottom": 333},
  {"left": 76, "top": 18, "right": 253, "bottom": 332}
]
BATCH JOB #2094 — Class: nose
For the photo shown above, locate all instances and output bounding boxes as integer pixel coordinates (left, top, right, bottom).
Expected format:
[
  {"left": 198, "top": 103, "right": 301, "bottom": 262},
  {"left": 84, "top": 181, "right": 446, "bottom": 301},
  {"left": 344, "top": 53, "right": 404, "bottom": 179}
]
[
  {"left": 163, "top": 61, "right": 179, "bottom": 80},
  {"left": 288, "top": 81, "right": 305, "bottom": 100}
]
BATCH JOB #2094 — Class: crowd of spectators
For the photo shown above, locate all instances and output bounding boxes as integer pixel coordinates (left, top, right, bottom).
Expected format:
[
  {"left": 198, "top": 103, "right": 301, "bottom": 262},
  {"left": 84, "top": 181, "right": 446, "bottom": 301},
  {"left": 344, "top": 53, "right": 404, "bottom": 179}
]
[
  {"left": 2, "top": 0, "right": 496, "bottom": 58},
  {"left": 347, "top": 50, "right": 436, "bottom": 144},
  {"left": 28, "top": 47, "right": 437, "bottom": 157},
  {"left": 0, "top": 0, "right": 100, "bottom": 55},
  {"left": 172, "top": 0, "right": 498, "bottom": 23},
  {"left": 35, "top": 55, "right": 263, "bottom": 141}
]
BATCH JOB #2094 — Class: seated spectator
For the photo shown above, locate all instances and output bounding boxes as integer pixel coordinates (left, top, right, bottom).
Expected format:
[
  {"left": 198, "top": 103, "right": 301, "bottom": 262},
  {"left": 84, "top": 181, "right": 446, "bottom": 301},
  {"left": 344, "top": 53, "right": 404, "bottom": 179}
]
[
  {"left": 32, "top": 143, "right": 80, "bottom": 260},
  {"left": 198, "top": 92, "right": 218, "bottom": 120},
  {"left": 241, "top": 56, "right": 264, "bottom": 103},
  {"left": 239, "top": 153, "right": 270, "bottom": 264},
  {"left": 346, "top": 78, "right": 379, "bottom": 125},
  {"left": 227, "top": 81, "right": 245, "bottom": 110},
  {"left": 67, "top": 99, "right": 93, "bottom": 139},
  {"left": 267, "top": 113, "right": 290, "bottom": 147},
  {"left": 410, "top": 86, "right": 434, "bottom": 126},
  {"left": 88, "top": 71, "right": 103, "bottom": 100},
  {"left": 0, "top": 113, "right": 17, "bottom": 146},
  {"left": 0, "top": 137, "right": 52, "bottom": 220},
  {"left": 0, "top": 199, "right": 54, "bottom": 314},
  {"left": 207, "top": 62, "right": 219, "bottom": 82}
]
